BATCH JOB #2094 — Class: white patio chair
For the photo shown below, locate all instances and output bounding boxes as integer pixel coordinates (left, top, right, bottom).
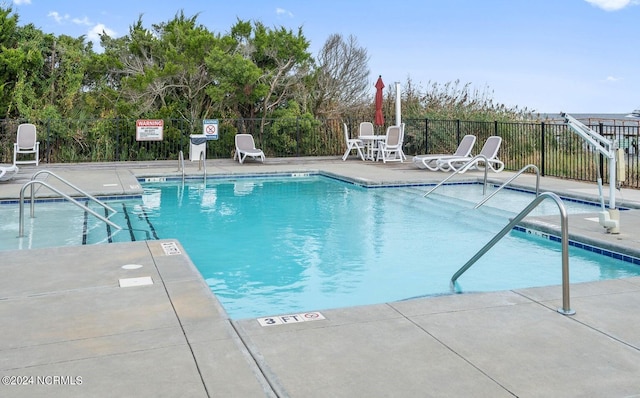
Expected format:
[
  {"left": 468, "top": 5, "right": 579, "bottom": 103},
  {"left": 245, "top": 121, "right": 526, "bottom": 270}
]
[
  {"left": 13, "top": 123, "right": 40, "bottom": 166},
  {"left": 358, "top": 122, "right": 380, "bottom": 160},
  {"left": 399, "top": 123, "right": 407, "bottom": 161},
  {"left": 342, "top": 123, "right": 365, "bottom": 161},
  {"left": 378, "top": 125, "right": 403, "bottom": 163},
  {"left": 358, "top": 122, "right": 375, "bottom": 137}
]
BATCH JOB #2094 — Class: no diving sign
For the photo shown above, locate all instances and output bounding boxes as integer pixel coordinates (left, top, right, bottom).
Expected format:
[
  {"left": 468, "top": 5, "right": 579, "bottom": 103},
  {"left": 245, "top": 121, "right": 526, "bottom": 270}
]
[
  {"left": 203, "top": 119, "right": 218, "bottom": 140},
  {"left": 257, "top": 311, "right": 326, "bottom": 327}
]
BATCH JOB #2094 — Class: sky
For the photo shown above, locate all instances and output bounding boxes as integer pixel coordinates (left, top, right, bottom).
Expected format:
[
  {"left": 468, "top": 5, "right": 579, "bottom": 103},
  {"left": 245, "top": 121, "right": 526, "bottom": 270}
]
[{"left": 7, "top": 0, "right": 640, "bottom": 114}]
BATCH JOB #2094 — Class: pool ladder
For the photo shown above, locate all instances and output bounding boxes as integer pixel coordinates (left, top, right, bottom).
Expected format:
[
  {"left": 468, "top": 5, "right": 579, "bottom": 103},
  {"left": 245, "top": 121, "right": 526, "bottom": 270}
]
[
  {"left": 199, "top": 151, "right": 207, "bottom": 183},
  {"left": 177, "top": 150, "right": 207, "bottom": 183},
  {"left": 18, "top": 170, "right": 122, "bottom": 237},
  {"left": 178, "top": 150, "right": 185, "bottom": 183},
  {"left": 424, "top": 162, "right": 574, "bottom": 315},
  {"left": 474, "top": 164, "right": 540, "bottom": 208}
]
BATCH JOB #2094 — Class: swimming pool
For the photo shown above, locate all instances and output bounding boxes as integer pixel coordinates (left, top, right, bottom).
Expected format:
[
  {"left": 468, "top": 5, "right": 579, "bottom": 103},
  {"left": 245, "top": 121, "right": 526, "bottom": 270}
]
[{"left": 137, "top": 175, "right": 640, "bottom": 319}]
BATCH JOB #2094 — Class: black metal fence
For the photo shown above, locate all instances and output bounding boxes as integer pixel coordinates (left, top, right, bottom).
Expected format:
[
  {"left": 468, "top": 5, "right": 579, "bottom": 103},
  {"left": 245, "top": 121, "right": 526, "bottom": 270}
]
[{"left": 2, "top": 117, "right": 640, "bottom": 188}]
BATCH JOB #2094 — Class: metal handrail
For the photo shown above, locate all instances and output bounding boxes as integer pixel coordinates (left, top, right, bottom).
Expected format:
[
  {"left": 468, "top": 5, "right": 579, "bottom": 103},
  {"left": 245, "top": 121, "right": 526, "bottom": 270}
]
[
  {"left": 474, "top": 164, "right": 540, "bottom": 209},
  {"left": 423, "top": 154, "right": 490, "bottom": 198},
  {"left": 199, "top": 151, "right": 207, "bottom": 183},
  {"left": 178, "top": 150, "right": 185, "bottom": 183},
  {"left": 19, "top": 180, "right": 122, "bottom": 237},
  {"left": 450, "top": 191, "right": 574, "bottom": 315},
  {"left": 30, "top": 170, "right": 116, "bottom": 215}
]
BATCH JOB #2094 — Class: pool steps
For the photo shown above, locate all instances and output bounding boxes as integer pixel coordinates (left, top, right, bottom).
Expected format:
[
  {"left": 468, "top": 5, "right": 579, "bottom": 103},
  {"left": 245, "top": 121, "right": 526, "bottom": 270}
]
[{"left": 84, "top": 201, "right": 155, "bottom": 245}]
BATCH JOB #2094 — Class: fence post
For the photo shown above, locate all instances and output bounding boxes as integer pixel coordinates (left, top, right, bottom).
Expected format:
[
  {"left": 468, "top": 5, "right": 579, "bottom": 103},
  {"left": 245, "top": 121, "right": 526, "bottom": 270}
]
[
  {"left": 456, "top": 119, "right": 461, "bottom": 143},
  {"left": 296, "top": 116, "right": 300, "bottom": 157},
  {"left": 115, "top": 118, "right": 120, "bottom": 161},
  {"left": 425, "top": 118, "right": 429, "bottom": 153},
  {"left": 44, "top": 119, "right": 50, "bottom": 164}
]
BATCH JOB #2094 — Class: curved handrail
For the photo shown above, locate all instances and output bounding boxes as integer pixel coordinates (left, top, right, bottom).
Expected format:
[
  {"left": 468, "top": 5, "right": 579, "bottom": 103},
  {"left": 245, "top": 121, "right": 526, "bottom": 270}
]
[
  {"left": 30, "top": 170, "right": 116, "bottom": 215},
  {"left": 450, "top": 191, "right": 574, "bottom": 315},
  {"left": 19, "top": 180, "right": 122, "bottom": 237},
  {"left": 178, "top": 150, "right": 185, "bottom": 183},
  {"left": 474, "top": 164, "right": 540, "bottom": 209},
  {"left": 199, "top": 151, "right": 207, "bottom": 183},
  {"left": 423, "top": 154, "right": 490, "bottom": 198}
]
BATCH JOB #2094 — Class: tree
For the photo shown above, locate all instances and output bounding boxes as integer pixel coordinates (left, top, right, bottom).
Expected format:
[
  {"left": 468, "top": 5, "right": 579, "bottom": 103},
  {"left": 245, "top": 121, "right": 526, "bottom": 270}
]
[
  {"left": 250, "top": 22, "right": 312, "bottom": 119},
  {"left": 204, "top": 20, "right": 267, "bottom": 119},
  {"left": 99, "top": 11, "right": 219, "bottom": 126},
  {"left": 46, "top": 34, "right": 94, "bottom": 118},
  {"left": 0, "top": 6, "right": 55, "bottom": 119},
  {"left": 312, "top": 34, "right": 370, "bottom": 118},
  {"left": 213, "top": 20, "right": 312, "bottom": 135},
  {"left": 0, "top": 5, "right": 19, "bottom": 117}
]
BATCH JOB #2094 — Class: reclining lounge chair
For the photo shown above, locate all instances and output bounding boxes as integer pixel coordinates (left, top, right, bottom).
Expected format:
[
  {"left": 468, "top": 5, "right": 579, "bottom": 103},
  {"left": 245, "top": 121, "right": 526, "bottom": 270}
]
[
  {"left": 412, "top": 135, "right": 476, "bottom": 171},
  {"left": 437, "top": 135, "right": 504, "bottom": 173},
  {"left": 0, "top": 164, "right": 19, "bottom": 182},
  {"left": 234, "top": 134, "right": 265, "bottom": 164}
]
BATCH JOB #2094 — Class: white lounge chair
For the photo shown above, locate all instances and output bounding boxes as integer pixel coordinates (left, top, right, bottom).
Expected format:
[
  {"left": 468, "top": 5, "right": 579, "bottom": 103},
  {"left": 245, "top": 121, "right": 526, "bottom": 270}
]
[
  {"left": 0, "top": 164, "right": 19, "bottom": 182},
  {"left": 438, "top": 135, "right": 504, "bottom": 173},
  {"left": 234, "top": 134, "right": 265, "bottom": 164},
  {"left": 13, "top": 123, "right": 40, "bottom": 166},
  {"left": 412, "top": 134, "right": 476, "bottom": 171},
  {"left": 378, "top": 125, "right": 403, "bottom": 163},
  {"left": 342, "top": 123, "right": 365, "bottom": 161}
]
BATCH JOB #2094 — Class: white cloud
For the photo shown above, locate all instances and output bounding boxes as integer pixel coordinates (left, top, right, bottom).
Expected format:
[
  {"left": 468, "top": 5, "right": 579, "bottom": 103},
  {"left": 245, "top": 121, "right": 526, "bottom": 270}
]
[
  {"left": 87, "top": 23, "right": 116, "bottom": 42},
  {"left": 604, "top": 76, "right": 622, "bottom": 82},
  {"left": 13, "top": 0, "right": 31, "bottom": 5},
  {"left": 72, "top": 17, "right": 92, "bottom": 26},
  {"left": 276, "top": 8, "right": 294, "bottom": 17},
  {"left": 584, "top": 0, "right": 640, "bottom": 11},
  {"left": 46, "top": 10, "right": 115, "bottom": 43},
  {"left": 48, "top": 11, "right": 94, "bottom": 27},
  {"left": 47, "top": 11, "right": 67, "bottom": 24}
]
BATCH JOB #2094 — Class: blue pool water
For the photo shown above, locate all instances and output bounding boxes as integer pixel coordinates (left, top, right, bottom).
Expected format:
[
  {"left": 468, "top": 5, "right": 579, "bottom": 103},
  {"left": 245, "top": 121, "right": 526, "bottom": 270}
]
[{"left": 137, "top": 175, "right": 640, "bottom": 319}]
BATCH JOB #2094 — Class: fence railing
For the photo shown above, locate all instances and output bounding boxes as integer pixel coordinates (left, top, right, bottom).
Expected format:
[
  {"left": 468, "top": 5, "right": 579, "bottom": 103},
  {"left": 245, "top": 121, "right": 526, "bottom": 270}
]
[{"left": 2, "top": 117, "right": 639, "bottom": 188}]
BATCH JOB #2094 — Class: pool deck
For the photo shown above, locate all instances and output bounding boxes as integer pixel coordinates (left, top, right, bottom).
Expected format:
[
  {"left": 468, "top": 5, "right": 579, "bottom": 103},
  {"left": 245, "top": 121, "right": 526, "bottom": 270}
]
[{"left": 3, "top": 157, "right": 640, "bottom": 397}]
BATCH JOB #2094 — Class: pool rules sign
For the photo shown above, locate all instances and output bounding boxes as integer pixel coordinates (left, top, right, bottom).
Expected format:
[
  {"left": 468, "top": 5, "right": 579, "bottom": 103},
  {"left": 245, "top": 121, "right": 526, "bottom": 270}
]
[
  {"left": 203, "top": 119, "right": 219, "bottom": 140},
  {"left": 136, "top": 119, "right": 164, "bottom": 141}
]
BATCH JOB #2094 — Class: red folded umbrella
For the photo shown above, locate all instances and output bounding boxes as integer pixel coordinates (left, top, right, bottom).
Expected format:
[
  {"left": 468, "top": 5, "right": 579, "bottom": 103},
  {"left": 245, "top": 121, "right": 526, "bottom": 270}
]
[{"left": 374, "top": 75, "right": 385, "bottom": 126}]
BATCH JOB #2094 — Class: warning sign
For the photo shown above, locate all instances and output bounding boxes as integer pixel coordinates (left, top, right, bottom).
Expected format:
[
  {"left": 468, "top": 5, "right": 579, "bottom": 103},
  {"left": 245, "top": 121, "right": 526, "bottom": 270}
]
[
  {"left": 136, "top": 119, "right": 164, "bottom": 141},
  {"left": 203, "top": 119, "right": 219, "bottom": 140}
]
